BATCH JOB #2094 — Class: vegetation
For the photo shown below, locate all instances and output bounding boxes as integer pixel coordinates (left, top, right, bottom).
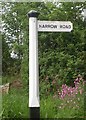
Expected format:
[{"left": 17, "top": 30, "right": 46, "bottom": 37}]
[
  {"left": 2, "top": 76, "right": 84, "bottom": 118},
  {"left": 2, "top": 88, "right": 29, "bottom": 118},
  {"left": 1, "top": 2, "right": 86, "bottom": 119}
]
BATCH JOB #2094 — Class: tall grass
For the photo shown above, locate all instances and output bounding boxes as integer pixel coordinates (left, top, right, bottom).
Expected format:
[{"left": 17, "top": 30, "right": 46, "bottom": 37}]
[
  {"left": 2, "top": 88, "right": 29, "bottom": 118},
  {"left": 2, "top": 76, "right": 85, "bottom": 119},
  {"left": 40, "top": 93, "right": 84, "bottom": 118},
  {"left": 2, "top": 89, "right": 84, "bottom": 119}
]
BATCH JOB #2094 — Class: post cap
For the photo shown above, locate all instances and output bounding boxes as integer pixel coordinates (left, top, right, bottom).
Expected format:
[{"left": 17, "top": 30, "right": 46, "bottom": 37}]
[{"left": 28, "top": 10, "right": 39, "bottom": 18}]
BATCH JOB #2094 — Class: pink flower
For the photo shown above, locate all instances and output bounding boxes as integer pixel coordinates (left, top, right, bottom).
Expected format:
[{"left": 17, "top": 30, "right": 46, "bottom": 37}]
[{"left": 58, "top": 75, "right": 84, "bottom": 99}]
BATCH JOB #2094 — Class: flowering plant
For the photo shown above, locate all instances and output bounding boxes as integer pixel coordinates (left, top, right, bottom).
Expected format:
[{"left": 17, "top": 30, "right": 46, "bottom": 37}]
[{"left": 58, "top": 74, "right": 84, "bottom": 99}]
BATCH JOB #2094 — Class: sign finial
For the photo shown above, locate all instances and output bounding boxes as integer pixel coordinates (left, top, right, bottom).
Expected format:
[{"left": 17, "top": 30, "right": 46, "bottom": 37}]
[{"left": 28, "top": 10, "right": 39, "bottom": 18}]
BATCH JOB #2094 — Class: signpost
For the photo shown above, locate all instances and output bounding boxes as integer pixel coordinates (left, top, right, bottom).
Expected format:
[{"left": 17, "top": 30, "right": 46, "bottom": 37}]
[
  {"left": 38, "top": 21, "right": 73, "bottom": 32},
  {"left": 28, "top": 10, "right": 40, "bottom": 119},
  {"left": 28, "top": 10, "right": 73, "bottom": 119}
]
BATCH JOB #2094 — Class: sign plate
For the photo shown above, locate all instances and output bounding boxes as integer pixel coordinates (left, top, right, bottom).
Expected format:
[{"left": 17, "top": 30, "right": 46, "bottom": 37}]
[{"left": 38, "top": 21, "right": 73, "bottom": 32}]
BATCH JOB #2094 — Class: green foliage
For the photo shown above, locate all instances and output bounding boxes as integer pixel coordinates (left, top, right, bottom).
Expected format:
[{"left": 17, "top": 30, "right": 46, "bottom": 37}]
[
  {"left": 40, "top": 92, "right": 84, "bottom": 118},
  {"left": 2, "top": 88, "right": 29, "bottom": 118},
  {"left": 2, "top": 87, "right": 84, "bottom": 118},
  {"left": 2, "top": 2, "right": 85, "bottom": 119},
  {"left": 2, "top": 33, "right": 10, "bottom": 75},
  {"left": 2, "top": 2, "right": 86, "bottom": 92},
  {"left": 39, "top": 50, "right": 84, "bottom": 86},
  {"left": 56, "top": 93, "right": 84, "bottom": 118},
  {"left": 40, "top": 96, "right": 58, "bottom": 118},
  {"left": 2, "top": 76, "right": 84, "bottom": 119}
]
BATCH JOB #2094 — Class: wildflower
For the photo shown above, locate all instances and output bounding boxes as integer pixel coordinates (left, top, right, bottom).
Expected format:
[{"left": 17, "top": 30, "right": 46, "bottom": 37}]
[
  {"left": 74, "top": 101, "right": 76, "bottom": 104},
  {"left": 53, "top": 94, "right": 57, "bottom": 99},
  {"left": 78, "top": 98, "right": 80, "bottom": 101},
  {"left": 76, "top": 105, "right": 79, "bottom": 108},
  {"left": 67, "top": 100, "right": 69, "bottom": 103},
  {"left": 59, "top": 106, "right": 61, "bottom": 109},
  {"left": 70, "top": 90, "right": 73, "bottom": 93},
  {"left": 58, "top": 75, "right": 84, "bottom": 99},
  {"left": 61, "top": 103, "right": 63, "bottom": 106}
]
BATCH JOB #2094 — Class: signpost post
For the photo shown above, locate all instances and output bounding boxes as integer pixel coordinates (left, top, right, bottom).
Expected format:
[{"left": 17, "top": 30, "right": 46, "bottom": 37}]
[
  {"left": 28, "top": 10, "right": 73, "bottom": 119},
  {"left": 28, "top": 10, "right": 40, "bottom": 119}
]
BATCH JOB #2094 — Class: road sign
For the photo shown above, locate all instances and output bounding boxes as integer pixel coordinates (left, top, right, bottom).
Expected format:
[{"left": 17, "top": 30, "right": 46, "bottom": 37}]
[
  {"left": 28, "top": 10, "right": 73, "bottom": 119},
  {"left": 38, "top": 21, "right": 73, "bottom": 32}
]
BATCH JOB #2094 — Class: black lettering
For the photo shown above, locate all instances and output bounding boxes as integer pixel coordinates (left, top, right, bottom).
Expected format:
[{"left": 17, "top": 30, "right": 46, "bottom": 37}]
[
  {"left": 53, "top": 25, "right": 57, "bottom": 28},
  {"left": 68, "top": 25, "right": 71, "bottom": 29},
  {"left": 44, "top": 25, "right": 47, "bottom": 28},
  {"left": 51, "top": 25, "right": 57, "bottom": 28},
  {"left": 43, "top": 25, "right": 45, "bottom": 28},
  {"left": 48, "top": 25, "right": 50, "bottom": 28},
  {"left": 50, "top": 25, "right": 54, "bottom": 28},
  {"left": 60, "top": 25, "right": 71, "bottom": 29},
  {"left": 39, "top": 25, "right": 42, "bottom": 28},
  {"left": 39, "top": 24, "right": 58, "bottom": 29},
  {"left": 60, "top": 25, "right": 63, "bottom": 28},
  {"left": 47, "top": 24, "right": 57, "bottom": 28},
  {"left": 65, "top": 25, "right": 68, "bottom": 28}
]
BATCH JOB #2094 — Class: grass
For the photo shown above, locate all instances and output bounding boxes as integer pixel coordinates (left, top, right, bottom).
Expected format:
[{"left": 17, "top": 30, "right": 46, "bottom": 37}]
[
  {"left": 40, "top": 93, "right": 84, "bottom": 119},
  {"left": 2, "top": 89, "right": 85, "bottom": 119},
  {"left": 1, "top": 76, "right": 85, "bottom": 119},
  {"left": 2, "top": 88, "right": 29, "bottom": 118},
  {"left": 40, "top": 95, "right": 57, "bottom": 118}
]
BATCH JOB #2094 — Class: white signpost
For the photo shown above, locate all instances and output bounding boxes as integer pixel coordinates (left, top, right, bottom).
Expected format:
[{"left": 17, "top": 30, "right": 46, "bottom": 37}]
[
  {"left": 28, "top": 10, "right": 73, "bottom": 119},
  {"left": 38, "top": 21, "right": 73, "bottom": 32}
]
